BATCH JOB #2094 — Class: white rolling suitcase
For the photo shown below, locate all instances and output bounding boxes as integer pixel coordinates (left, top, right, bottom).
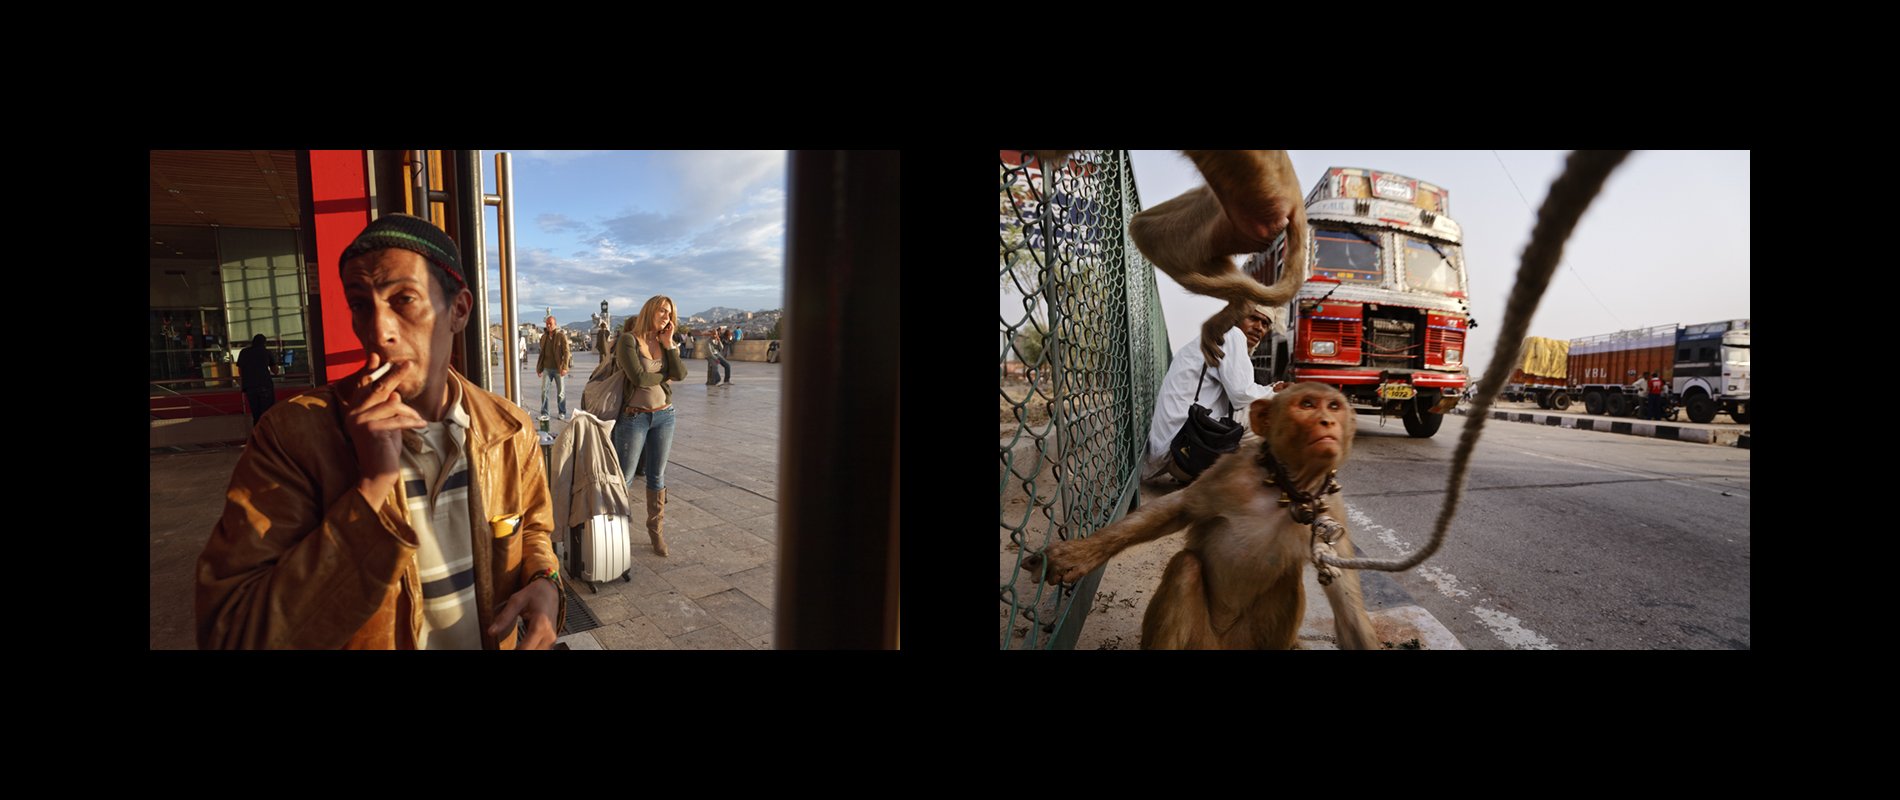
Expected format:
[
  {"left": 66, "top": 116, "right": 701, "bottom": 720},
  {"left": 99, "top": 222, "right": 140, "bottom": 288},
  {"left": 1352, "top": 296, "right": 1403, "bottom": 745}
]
[{"left": 572, "top": 513, "right": 633, "bottom": 588}]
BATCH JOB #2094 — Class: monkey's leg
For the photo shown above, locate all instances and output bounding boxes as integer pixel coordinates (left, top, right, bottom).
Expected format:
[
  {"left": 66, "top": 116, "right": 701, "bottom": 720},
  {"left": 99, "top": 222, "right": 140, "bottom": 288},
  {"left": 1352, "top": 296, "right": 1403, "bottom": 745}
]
[
  {"left": 1319, "top": 530, "right": 1380, "bottom": 650},
  {"left": 1230, "top": 566, "right": 1305, "bottom": 650},
  {"left": 1183, "top": 150, "right": 1303, "bottom": 251},
  {"left": 1140, "top": 549, "right": 1220, "bottom": 649}
]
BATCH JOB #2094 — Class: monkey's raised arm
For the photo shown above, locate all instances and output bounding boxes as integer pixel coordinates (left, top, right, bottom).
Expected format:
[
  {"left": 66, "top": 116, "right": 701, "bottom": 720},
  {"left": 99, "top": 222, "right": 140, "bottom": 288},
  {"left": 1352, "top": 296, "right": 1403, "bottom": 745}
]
[{"left": 1024, "top": 487, "right": 1194, "bottom": 586}]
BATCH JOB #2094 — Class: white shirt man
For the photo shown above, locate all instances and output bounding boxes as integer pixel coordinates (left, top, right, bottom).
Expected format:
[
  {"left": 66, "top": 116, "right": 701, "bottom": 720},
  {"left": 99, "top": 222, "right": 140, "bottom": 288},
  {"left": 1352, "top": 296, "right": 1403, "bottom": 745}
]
[{"left": 1143, "top": 305, "right": 1285, "bottom": 480}]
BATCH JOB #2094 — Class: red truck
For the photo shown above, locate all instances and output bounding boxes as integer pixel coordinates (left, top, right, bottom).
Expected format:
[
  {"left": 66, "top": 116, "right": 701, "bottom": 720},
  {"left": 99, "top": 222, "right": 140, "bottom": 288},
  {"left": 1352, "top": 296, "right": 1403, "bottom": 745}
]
[{"left": 1243, "top": 167, "right": 1473, "bottom": 437}]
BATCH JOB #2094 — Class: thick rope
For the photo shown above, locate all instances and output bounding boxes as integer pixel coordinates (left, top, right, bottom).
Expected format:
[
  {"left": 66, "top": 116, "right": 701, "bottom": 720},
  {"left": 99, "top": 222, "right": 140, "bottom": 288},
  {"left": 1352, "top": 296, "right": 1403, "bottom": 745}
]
[{"left": 1316, "top": 150, "right": 1633, "bottom": 574}]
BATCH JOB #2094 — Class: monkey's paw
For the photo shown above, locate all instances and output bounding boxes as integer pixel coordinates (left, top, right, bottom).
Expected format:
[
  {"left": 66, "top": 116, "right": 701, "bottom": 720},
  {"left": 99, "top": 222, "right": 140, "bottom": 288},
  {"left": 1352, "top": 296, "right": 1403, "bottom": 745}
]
[{"left": 1025, "top": 540, "right": 1098, "bottom": 585}]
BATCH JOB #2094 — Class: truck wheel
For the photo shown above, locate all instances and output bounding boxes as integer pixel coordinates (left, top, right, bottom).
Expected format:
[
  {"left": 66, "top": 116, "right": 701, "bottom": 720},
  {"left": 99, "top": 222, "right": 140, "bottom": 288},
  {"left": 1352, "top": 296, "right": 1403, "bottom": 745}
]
[
  {"left": 1550, "top": 392, "right": 1573, "bottom": 411},
  {"left": 1607, "top": 393, "right": 1630, "bottom": 417},
  {"left": 1583, "top": 391, "right": 1605, "bottom": 415},
  {"left": 1402, "top": 400, "right": 1445, "bottom": 438},
  {"left": 1536, "top": 392, "right": 1553, "bottom": 409},
  {"left": 1685, "top": 394, "right": 1717, "bottom": 424}
]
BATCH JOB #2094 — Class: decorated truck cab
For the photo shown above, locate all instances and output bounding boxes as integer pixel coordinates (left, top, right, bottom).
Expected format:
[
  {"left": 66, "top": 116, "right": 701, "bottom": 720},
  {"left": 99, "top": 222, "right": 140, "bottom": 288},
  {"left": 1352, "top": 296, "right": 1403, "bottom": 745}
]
[{"left": 1243, "top": 167, "right": 1473, "bottom": 437}]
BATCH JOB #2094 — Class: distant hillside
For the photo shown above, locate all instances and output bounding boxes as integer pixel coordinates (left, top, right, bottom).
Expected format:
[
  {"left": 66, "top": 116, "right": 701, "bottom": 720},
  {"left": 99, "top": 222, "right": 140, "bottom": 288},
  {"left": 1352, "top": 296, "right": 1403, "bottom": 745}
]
[{"left": 686, "top": 306, "right": 751, "bottom": 321}]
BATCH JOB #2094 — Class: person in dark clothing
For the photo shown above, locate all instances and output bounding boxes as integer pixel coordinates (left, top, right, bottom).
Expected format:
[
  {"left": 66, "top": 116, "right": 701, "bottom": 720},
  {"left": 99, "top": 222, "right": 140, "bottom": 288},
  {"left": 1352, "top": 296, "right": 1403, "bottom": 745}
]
[{"left": 238, "top": 334, "right": 276, "bottom": 424}]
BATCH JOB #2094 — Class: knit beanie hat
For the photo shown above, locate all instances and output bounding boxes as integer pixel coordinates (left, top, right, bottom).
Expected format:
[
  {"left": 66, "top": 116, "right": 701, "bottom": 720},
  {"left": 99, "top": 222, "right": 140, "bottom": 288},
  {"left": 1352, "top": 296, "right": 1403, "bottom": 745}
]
[{"left": 339, "top": 213, "right": 466, "bottom": 289}]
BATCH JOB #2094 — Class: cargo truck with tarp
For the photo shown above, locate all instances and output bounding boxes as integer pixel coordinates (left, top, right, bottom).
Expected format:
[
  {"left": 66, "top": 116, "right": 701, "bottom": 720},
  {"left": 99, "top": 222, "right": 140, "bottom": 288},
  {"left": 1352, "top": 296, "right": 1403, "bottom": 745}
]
[
  {"left": 1242, "top": 167, "right": 1474, "bottom": 437},
  {"left": 1502, "top": 336, "right": 1571, "bottom": 409}
]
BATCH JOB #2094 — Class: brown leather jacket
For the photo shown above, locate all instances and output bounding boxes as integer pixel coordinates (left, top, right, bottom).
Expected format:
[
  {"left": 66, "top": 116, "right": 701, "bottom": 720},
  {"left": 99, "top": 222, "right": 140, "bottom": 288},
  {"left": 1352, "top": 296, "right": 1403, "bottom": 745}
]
[{"left": 196, "top": 369, "right": 565, "bottom": 649}]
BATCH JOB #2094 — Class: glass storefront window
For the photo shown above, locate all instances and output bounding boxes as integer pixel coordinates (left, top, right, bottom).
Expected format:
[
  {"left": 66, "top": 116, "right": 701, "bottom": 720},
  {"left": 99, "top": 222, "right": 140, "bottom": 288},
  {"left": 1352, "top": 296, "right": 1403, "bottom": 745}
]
[{"left": 150, "top": 225, "right": 312, "bottom": 395}]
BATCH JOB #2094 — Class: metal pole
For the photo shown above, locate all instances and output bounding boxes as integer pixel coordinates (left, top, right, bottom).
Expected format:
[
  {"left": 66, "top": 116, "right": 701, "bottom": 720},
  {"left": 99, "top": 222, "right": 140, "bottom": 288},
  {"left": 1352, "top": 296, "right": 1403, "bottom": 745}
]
[
  {"left": 464, "top": 151, "right": 491, "bottom": 393},
  {"left": 490, "top": 152, "right": 519, "bottom": 405},
  {"left": 1042, "top": 153, "right": 1070, "bottom": 650},
  {"left": 410, "top": 149, "right": 429, "bottom": 219},
  {"left": 775, "top": 150, "right": 899, "bottom": 649}
]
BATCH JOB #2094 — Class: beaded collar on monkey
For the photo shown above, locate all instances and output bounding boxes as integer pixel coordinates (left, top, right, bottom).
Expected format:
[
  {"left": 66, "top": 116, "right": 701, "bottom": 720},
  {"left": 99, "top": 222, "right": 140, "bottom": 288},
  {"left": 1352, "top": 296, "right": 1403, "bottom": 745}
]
[{"left": 1255, "top": 437, "right": 1349, "bottom": 585}]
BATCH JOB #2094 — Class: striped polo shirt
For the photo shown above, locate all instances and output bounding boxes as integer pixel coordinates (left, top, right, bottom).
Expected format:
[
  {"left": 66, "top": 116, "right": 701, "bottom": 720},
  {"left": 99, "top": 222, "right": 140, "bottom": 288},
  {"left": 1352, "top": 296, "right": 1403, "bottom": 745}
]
[{"left": 399, "top": 379, "right": 481, "bottom": 650}]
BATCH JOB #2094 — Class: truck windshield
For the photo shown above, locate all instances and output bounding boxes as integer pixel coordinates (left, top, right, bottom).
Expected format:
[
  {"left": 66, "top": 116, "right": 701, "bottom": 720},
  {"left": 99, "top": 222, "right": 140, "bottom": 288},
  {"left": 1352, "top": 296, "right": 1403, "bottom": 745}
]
[
  {"left": 1313, "top": 228, "right": 1381, "bottom": 284},
  {"left": 1404, "top": 237, "right": 1461, "bottom": 295},
  {"left": 1724, "top": 346, "right": 1749, "bottom": 365}
]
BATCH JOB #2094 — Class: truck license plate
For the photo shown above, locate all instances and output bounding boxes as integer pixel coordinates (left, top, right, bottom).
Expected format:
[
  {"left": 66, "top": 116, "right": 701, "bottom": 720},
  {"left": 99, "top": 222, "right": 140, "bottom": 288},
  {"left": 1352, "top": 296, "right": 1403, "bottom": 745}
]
[{"left": 1380, "top": 384, "right": 1415, "bottom": 401}]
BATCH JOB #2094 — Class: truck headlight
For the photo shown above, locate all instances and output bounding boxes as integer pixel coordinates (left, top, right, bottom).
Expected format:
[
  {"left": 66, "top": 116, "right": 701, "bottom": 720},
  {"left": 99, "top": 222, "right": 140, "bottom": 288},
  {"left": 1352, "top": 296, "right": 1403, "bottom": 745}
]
[
  {"left": 1445, "top": 348, "right": 1461, "bottom": 365},
  {"left": 1311, "top": 340, "right": 1337, "bottom": 357}
]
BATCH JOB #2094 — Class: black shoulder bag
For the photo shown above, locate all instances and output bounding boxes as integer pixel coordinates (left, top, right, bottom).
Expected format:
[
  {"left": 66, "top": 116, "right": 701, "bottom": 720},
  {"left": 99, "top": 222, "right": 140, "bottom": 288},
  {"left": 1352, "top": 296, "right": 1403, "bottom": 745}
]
[{"left": 1167, "top": 364, "right": 1244, "bottom": 481}]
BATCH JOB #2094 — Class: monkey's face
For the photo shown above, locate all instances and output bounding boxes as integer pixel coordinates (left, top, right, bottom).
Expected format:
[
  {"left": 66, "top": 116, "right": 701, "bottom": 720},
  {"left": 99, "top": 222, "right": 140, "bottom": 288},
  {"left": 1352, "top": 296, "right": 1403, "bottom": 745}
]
[{"left": 1253, "top": 384, "right": 1355, "bottom": 468}]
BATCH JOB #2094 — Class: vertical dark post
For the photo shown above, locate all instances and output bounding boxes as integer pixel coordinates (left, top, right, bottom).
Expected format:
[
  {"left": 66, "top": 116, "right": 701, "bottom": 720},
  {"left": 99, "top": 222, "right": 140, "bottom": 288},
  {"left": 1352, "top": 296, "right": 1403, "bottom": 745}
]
[
  {"left": 776, "top": 151, "right": 900, "bottom": 649},
  {"left": 449, "top": 150, "right": 487, "bottom": 390}
]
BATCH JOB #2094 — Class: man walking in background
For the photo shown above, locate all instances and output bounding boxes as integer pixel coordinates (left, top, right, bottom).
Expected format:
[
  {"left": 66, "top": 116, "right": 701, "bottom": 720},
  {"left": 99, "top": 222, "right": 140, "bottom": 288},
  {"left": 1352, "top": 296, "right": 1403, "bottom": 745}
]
[{"left": 538, "top": 315, "right": 571, "bottom": 420}]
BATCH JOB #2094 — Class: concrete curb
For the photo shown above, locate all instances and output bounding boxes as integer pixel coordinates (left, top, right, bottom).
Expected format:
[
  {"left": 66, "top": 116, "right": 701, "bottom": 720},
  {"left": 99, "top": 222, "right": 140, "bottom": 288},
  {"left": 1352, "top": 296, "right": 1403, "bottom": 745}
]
[{"left": 1451, "top": 407, "right": 1749, "bottom": 448}]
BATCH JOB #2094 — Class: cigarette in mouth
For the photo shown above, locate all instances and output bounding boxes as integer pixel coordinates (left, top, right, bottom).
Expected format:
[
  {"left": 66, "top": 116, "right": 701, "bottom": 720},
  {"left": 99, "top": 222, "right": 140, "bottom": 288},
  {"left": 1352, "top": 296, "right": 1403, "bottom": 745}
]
[{"left": 368, "top": 361, "right": 394, "bottom": 382}]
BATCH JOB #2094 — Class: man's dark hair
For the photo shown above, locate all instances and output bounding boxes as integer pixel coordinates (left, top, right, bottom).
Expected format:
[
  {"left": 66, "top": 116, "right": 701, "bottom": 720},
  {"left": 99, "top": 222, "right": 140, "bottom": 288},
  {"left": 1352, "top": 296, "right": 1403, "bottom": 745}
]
[{"left": 252, "top": 333, "right": 268, "bottom": 347}]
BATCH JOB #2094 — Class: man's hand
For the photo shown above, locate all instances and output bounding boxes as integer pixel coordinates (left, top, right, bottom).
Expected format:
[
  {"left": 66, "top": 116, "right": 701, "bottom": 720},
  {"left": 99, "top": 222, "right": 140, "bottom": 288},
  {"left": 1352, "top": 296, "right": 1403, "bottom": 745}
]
[
  {"left": 342, "top": 354, "right": 426, "bottom": 505},
  {"left": 489, "top": 577, "right": 559, "bottom": 649},
  {"left": 560, "top": 368, "right": 568, "bottom": 377}
]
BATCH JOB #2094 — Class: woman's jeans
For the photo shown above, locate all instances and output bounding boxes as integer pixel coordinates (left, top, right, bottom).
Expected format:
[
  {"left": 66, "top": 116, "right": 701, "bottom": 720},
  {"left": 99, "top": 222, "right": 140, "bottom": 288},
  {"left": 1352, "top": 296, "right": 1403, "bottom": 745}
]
[{"left": 613, "top": 405, "right": 676, "bottom": 491}]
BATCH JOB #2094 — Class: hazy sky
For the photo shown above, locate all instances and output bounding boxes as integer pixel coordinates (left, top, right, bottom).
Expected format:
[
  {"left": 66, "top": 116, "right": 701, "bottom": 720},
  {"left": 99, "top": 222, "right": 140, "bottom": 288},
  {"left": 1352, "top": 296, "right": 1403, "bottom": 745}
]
[
  {"left": 1124, "top": 150, "right": 1750, "bottom": 374},
  {"left": 477, "top": 150, "right": 786, "bottom": 328}
]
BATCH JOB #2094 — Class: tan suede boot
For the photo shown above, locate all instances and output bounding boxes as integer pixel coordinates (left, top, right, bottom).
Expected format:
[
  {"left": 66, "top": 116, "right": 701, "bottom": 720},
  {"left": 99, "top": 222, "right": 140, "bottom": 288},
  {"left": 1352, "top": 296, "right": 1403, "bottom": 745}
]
[{"left": 646, "top": 487, "right": 668, "bottom": 556}]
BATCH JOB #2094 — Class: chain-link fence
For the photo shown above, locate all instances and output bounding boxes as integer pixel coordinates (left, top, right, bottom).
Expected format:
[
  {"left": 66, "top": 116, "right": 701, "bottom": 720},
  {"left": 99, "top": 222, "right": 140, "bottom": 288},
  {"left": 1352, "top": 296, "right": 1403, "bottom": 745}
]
[{"left": 1000, "top": 150, "right": 1170, "bottom": 650}]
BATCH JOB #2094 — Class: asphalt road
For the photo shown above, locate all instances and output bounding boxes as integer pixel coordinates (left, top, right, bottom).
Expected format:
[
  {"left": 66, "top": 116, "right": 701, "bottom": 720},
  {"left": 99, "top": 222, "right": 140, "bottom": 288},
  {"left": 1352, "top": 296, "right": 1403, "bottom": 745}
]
[{"left": 1336, "top": 410, "right": 1750, "bottom": 650}]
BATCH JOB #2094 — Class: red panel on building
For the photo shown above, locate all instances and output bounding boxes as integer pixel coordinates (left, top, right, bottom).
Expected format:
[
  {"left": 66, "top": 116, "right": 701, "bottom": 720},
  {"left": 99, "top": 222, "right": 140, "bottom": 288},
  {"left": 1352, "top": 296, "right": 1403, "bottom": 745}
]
[{"left": 309, "top": 150, "right": 371, "bottom": 383}]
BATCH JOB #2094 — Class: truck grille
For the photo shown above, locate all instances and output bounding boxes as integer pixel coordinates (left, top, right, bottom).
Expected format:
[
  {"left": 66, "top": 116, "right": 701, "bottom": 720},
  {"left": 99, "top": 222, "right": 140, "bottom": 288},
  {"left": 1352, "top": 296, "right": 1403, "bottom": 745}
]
[{"left": 1367, "top": 318, "right": 1416, "bottom": 369}]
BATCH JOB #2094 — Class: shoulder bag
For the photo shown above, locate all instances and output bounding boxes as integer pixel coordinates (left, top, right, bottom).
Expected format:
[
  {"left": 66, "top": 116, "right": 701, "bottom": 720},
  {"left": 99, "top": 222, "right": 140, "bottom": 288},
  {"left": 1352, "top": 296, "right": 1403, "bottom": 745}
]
[{"left": 1167, "top": 364, "right": 1244, "bottom": 481}]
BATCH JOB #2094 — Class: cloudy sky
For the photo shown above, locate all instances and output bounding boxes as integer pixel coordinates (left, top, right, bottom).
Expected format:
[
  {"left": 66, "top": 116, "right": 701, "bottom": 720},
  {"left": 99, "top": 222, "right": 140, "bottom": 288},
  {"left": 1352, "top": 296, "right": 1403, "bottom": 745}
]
[{"left": 479, "top": 150, "right": 786, "bottom": 328}]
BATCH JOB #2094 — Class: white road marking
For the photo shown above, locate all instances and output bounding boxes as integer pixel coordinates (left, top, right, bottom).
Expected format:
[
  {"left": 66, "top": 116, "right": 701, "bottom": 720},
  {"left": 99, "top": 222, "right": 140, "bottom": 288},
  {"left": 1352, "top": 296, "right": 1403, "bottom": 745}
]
[
  {"left": 1348, "top": 502, "right": 1558, "bottom": 650},
  {"left": 1418, "top": 566, "right": 1471, "bottom": 598},
  {"left": 1346, "top": 505, "right": 1413, "bottom": 554},
  {"left": 1471, "top": 606, "right": 1558, "bottom": 650}
]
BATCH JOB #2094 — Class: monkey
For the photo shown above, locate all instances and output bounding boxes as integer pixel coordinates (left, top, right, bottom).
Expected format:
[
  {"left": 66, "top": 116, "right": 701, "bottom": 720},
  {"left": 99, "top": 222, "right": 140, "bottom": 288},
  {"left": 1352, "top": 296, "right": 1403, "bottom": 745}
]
[
  {"left": 1021, "top": 382, "right": 1378, "bottom": 649},
  {"left": 1031, "top": 150, "right": 1310, "bottom": 369}
]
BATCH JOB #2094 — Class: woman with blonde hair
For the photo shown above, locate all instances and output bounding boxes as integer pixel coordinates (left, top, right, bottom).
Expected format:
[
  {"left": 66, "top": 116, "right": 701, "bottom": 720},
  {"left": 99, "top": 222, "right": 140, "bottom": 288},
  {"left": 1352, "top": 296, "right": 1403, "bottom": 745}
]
[{"left": 613, "top": 295, "right": 688, "bottom": 555}]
